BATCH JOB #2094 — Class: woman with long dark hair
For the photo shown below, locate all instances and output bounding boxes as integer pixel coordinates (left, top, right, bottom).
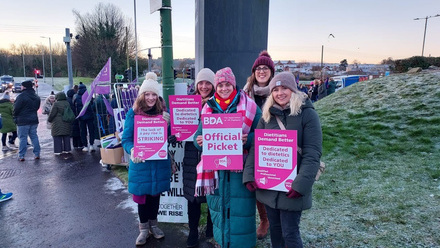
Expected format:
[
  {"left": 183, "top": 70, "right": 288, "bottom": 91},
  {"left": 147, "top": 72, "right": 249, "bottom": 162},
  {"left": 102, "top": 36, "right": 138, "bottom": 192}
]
[{"left": 121, "top": 72, "right": 171, "bottom": 246}]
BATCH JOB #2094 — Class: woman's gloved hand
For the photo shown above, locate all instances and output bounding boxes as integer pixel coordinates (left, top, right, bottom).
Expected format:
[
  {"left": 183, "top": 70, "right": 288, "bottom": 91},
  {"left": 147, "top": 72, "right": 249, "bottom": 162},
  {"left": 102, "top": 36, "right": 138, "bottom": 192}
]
[
  {"left": 130, "top": 148, "right": 143, "bottom": 163},
  {"left": 286, "top": 189, "right": 302, "bottom": 199},
  {"left": 246, "top": 181, "right": 258, "bottom": 192}
]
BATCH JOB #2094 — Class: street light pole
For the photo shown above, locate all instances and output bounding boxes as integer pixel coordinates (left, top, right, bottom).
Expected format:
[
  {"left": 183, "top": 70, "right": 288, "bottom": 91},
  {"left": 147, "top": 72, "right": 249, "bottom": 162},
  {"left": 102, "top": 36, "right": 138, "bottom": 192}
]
[
  {"left": 134, "top": 0, "right": 139, "bottom": 81},
  {"left": 41, "top": 49, "right": 45, "bottom": 84},
  {"left": 41, "top": 36, "right": 54, "bottom": 87},
  {"left": 22, "top": 50, "right": 26, "bottom": 79},
  {"left": 414, "top": 14, "right": 440, "bottom": 57},
  {"left": 138, "top": 46, "right": 162, "bottom": 75}
]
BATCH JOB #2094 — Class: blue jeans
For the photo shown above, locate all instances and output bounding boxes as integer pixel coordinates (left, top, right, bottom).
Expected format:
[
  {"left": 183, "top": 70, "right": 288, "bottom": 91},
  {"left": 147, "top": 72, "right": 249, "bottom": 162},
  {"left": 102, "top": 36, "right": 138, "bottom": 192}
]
[
  {"left": 18, "top": 124, "right": 40, "bottom": 158},
  {"left": 265, "top": 205, "right": 303, "bottom": 248}
]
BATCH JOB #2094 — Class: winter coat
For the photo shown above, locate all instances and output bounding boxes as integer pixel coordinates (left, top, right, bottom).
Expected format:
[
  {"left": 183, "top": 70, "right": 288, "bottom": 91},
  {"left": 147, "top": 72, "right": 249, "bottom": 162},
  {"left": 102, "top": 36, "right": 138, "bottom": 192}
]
[
  {"left": 67, "top": 89, "right": 81, "bottom": 137},
  {"left": 47, "top": 92, "right": 72, "bottom": 137},
  {"left": 42, "top": 96, "right": 55, "bottom": 115},
  {"left": 327, "top": 81, "right": 336, "bottom": 95},
  {"left": 182, "top": 140, "right": 203, "bottom": 203},
  {"left": 193, "top": 89, "right": 261, "bottom": 248},
  {"left": 0, "top": 99, "right": 16, "bottom": 133},
  {"left": 318, "top": 84, "right": 328, "bottom": 99},
  {"left": 73, "top": 84, "right": 94, "bottom": 121},
  {"left": 243, "top": 98, "right": 322, "bottom": 212},
  {"left": 13, "top": 88, "right": 40, "bottom": 126},
  {"left": 121, "top": 108, "right": 171, "bottom": 196},
  {"left": 311, "top": 85, "right": 319, "bottom": 101}
]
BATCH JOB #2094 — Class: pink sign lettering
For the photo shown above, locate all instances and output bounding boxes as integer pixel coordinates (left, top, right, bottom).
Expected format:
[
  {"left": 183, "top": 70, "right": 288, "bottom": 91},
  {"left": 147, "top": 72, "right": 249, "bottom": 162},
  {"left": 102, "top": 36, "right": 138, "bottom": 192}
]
[
  {"left": 134, "top": 115, "right": 168, "bottom": 160},
  {"left": 254, "top": 129, "right": 297, "bottom": 192},
  {"left": 169, "top": 95, "right": 202, "bottom": 141},
  {"left": 202, "top": 113, "right": 243, "bottom": 170}
]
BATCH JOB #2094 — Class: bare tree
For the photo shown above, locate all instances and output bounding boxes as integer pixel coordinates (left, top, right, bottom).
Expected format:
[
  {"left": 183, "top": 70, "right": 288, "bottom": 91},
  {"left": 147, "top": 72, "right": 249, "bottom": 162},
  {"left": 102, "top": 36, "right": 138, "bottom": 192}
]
[{"left": 72, "top": 3, "right": 136, "bottom": 77}]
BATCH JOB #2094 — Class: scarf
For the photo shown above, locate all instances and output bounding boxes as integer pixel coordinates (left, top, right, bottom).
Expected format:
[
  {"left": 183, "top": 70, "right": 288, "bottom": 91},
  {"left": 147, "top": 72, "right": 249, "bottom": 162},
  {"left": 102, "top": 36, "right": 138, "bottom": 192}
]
[
  {"left": 214, "top": 89, "right": 237, "bottom": 111},
  {"left": 195, "top": 90, "right": 258, "bottom": 197},
  {"left": 253, "top": 84, "right": 270, "bottom": 97}
]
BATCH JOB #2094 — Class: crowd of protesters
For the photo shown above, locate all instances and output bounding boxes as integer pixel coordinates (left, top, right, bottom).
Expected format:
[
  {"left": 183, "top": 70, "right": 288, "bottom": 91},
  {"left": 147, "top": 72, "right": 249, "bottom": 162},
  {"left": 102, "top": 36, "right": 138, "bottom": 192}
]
[{"left": 1, "top": 51, "right": 323, "bottom": 248}]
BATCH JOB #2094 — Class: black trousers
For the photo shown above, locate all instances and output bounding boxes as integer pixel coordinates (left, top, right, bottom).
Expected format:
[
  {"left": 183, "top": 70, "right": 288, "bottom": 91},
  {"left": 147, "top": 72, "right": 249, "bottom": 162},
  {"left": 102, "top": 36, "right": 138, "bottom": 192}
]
[
  {"left": 79, "top": 119, "right": 95, "bottom": 146},
  {"left": 187, "top": 199, "right": 213, "bottom": 233},
  {"left": 2, "top": 131, "right": 17, "bottom": 146},
  {"left": 138, "top": 194, "right": 161, "bottom": 223},
  {"left": 53, "top": 135, "right": 71, "bottom": 153}
]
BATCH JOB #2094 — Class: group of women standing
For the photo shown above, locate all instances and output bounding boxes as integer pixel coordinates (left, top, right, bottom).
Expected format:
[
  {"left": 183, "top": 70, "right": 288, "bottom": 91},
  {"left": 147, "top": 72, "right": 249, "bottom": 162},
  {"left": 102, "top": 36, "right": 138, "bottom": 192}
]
[{"left": 122, "top": 51, "right": 322, "bottom": 248}]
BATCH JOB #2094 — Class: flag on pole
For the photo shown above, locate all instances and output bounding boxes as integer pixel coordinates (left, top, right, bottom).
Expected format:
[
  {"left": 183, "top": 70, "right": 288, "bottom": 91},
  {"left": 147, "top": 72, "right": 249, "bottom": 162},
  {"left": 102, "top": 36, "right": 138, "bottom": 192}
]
[{"left": 77, "top": 58, "right": 111, "bottom": 118}]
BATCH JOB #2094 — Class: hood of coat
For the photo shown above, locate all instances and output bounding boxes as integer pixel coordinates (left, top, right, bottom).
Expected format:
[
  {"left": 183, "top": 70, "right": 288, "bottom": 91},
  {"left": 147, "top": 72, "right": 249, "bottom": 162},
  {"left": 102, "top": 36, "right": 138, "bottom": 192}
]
[
  {"left": 0, "top": 98, "right": 11, "bottom": 104},
  {"left": 66, "top": 89, "right": 76, "bottom": 98},
  {"left": 78, "top": 84, "right": 87, "bottom": 95},
  {"left": 55, "top": 92, "right": 67, "bottom": 101}
]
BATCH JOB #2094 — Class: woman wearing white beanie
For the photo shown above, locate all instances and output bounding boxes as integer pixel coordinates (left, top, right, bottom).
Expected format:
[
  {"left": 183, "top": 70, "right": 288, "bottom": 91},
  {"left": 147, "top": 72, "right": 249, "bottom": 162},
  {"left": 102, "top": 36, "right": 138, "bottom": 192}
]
[{"left": 121, "top": 72, "right": 171, "bottom": 246}]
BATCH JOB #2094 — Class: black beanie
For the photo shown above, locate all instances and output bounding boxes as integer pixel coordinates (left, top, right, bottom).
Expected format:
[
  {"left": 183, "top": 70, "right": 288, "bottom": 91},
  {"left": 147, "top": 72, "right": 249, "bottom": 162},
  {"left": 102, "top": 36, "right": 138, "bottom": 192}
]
[{"left": 22, "top": 80, "right": 33, "bottom": 89}]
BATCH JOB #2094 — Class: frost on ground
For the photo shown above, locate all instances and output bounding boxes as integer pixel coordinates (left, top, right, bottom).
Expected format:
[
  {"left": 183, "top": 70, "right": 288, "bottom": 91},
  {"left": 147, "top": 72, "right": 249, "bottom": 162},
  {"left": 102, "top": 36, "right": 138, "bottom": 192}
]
[{"left": 305, "top": 70, "right": 440, "bottom": 247}]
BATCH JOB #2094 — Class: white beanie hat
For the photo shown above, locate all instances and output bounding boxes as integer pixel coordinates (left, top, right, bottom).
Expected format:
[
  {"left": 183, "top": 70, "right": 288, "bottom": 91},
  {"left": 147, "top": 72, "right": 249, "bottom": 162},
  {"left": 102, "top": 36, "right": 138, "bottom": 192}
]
[
  {"left": 196, "top": 68, "right": 215, "bottom": 86},
  {"left": 139, "top": 72, "right": 160, "bottom": 96}
]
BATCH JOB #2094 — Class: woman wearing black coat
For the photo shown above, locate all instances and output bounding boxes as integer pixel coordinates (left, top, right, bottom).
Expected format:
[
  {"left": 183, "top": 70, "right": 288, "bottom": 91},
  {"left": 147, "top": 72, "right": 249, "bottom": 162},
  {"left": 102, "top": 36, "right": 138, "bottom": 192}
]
[
  {"left": 181, "top": 68, "right": 215, "bottom": 247},
  {"left": 67, "top": 87, "right": 83, "bottom": 149}
]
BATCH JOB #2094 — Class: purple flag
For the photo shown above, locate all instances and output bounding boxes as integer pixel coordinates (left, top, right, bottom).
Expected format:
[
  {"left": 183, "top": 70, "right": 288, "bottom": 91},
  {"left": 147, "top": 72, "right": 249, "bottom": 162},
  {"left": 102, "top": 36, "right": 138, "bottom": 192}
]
[
  {"left": 82, "top": 90, "right": 89, "bottom": 105},
  {"left": 102, "top": 96, "right": 114, "bottom": 116},
  {"left": 77, "top": 58, "right": 111, "bottom": 118},
  {"left": 92, "top": 58, "right": 111, "bottom": 94}
]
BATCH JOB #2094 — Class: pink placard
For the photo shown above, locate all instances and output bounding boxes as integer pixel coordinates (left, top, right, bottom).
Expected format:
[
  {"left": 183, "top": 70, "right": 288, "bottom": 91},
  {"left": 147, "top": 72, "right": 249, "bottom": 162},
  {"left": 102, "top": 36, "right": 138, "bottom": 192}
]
[
  {"left": 169, "top": 95, "right": 202, "bottom": 141},
  {"left": 255, "top": 129, "right": 297, "bottom": 192},
  {"left": 134, "top": 115, "right": 168, "bottom": 160},
  {"left": 202, "top": 113, "right": 243, "bottom": 170}
]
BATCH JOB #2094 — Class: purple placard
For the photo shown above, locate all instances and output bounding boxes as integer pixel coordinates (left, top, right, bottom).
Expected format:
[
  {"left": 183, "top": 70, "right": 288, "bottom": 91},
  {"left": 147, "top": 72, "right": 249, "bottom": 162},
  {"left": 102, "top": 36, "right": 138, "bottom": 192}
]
[
  {"left": 169, "top": 95, "right": 202, "bottom": 141},
  {"left": 202, "top": 113, "right": 243, "bottom": 170},
  {"left": 254, "top": 129, "right": 297, "bottom": 192},
  {"left": 133, "top": 115, "right": 168, "bottom": 160}
]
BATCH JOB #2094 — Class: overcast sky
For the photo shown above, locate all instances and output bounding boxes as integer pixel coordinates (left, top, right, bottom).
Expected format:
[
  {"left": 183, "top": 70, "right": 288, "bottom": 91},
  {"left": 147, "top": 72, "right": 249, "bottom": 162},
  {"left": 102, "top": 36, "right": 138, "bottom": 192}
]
[{"left": 1, "top": 0, "right": 440, "bottom": 64}]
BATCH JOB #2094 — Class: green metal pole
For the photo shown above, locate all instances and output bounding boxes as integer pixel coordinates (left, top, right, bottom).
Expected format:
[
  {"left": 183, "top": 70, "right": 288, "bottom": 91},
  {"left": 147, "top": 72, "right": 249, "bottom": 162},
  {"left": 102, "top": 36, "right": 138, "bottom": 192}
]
[{"left": 160, "top": 0, "right": 174, "bottom": 104}]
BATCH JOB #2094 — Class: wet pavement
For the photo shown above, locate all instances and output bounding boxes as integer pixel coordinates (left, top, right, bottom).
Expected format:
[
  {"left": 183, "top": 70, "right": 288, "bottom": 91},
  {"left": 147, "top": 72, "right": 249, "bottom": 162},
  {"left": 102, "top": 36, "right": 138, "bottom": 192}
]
[{"left": 0, "top": 82, "right": 214, "bottom": 248}]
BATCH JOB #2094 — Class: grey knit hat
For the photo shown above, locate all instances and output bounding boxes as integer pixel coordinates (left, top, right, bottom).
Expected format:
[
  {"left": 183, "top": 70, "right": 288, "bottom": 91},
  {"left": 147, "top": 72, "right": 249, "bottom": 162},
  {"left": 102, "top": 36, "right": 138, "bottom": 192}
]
[
  {"left": 196, "top": 68, "right": 215, "bottom": 86},
  {"left": 269, "top": 72, "right": 297, "bottom": 92}
]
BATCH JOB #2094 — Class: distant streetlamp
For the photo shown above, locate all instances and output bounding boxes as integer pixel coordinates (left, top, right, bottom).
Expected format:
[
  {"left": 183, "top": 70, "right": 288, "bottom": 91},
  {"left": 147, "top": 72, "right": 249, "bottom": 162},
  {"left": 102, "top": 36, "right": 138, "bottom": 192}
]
[
  {"left": 40, "top": 36, "right": 54, "bottom": 87},
  {"left": 138, "top": 46, "right": 162, "bottom": 73},
  {"left": 413, "top": 14, "right": 440, "bottom": 57}
]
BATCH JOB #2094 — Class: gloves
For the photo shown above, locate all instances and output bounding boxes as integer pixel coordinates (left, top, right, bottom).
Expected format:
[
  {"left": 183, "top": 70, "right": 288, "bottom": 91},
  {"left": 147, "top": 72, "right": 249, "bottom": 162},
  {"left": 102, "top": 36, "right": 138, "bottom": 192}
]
[
  {"left": 168, "top": 135, "right": 177, "bottom": 145},
  {"left": 286, "top": 189, "right": 302, "bottom": 199},
  {"left": 130, "top": 148, "right": 143, "bottom": 163},
  {"left": 246, "top": 181, "right": 258, "bottom": 192},
  {"left": 162, "top": 112, "right": 170, "bottom": 123}
]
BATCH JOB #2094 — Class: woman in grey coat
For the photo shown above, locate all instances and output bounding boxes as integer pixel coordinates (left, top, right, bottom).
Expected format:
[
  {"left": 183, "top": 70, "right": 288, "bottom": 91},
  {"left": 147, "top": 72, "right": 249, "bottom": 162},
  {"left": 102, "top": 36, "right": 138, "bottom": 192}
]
[
  {"left": 243, "top": 72, "right": 322, "bottom": 248},
  {"left": 48, "top": 92, "right": 72, "bottom": 155}
]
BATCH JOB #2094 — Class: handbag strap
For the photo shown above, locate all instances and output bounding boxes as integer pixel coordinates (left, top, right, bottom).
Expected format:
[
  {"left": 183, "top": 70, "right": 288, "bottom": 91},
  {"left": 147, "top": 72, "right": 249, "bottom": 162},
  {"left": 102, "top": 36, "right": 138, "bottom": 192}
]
[{"left": 275, "top": 116, "right": 303, "bottom": 155}]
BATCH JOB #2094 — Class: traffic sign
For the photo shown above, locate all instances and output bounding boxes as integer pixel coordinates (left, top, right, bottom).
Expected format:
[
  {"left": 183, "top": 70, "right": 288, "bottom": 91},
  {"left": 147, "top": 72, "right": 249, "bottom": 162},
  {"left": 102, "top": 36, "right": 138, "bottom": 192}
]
[{"left": 115, "top": 74, "right": 124, "bottom": 80}]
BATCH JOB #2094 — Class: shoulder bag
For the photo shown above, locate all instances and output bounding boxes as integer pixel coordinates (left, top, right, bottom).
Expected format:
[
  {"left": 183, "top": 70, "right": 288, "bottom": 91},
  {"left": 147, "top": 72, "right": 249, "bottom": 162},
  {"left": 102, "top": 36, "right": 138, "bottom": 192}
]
[{"left": 275, "top": 116, "right": 325, "bottom": 181}]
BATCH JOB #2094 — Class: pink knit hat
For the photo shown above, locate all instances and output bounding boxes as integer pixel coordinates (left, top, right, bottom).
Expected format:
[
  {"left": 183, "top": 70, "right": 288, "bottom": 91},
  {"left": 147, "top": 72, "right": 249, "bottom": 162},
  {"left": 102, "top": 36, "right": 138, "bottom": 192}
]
[{"left": 214, "top": 67, "right": 236, "bottom": 89}]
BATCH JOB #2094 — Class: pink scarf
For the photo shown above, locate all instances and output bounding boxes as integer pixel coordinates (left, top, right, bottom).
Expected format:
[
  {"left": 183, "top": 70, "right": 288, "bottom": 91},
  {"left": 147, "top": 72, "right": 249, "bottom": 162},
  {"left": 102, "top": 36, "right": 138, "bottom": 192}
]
[{"left": 194, "top": 90, "right": 257, "bottom": 196}]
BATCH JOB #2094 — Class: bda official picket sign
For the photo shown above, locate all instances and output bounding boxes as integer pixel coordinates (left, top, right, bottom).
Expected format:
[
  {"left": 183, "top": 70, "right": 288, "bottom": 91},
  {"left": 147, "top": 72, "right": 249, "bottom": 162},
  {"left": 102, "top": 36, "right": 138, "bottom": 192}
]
[{"left": 202, "top": 113, "right": 243, "bottom": 170}]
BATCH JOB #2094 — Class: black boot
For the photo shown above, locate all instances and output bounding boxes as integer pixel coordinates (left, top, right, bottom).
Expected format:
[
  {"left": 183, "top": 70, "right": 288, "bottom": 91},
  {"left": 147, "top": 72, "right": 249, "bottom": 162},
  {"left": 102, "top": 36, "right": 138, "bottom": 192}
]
[
  {"left": 187, "top": 200, "right": 200, "bottom": 247},
  {"left": 205, "top": 208, "right": 213, "bottom": 239}
]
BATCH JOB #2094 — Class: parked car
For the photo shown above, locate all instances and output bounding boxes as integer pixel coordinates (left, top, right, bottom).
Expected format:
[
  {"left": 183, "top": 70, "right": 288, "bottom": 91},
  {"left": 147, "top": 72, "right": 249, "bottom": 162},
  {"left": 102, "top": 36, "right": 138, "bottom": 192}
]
[
  {"left": 0, "top": 75, "right": 14, "bottom": 93},
  {"left": 12, "top": 81, "right": 22, "bottom": 93}
]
